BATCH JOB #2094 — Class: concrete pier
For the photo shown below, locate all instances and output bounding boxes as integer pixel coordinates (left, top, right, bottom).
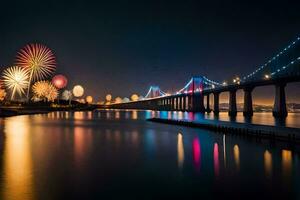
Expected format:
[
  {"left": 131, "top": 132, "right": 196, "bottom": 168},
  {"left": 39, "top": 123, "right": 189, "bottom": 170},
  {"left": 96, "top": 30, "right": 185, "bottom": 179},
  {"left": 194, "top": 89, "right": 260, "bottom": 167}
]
[
  {"left": 183, "top": 96, "right": 187, "bottom": 111},
  {"left": 213, "top": 92, "right": 220, "bottom": 114},
  {"left": 243, "top": 87, "right": 254, "bottom": 117},
  {"left": 192, "top": 93, "right": 205, "bottom": 112},
  {"left": 206, "top": 94, "right": 211, "bottom": 112},
  {"left": 229, "top": 90, "right": 237, "bottom": 117},
  {"left": 273, "top": 83, "right": 288, "bottom": 118}
]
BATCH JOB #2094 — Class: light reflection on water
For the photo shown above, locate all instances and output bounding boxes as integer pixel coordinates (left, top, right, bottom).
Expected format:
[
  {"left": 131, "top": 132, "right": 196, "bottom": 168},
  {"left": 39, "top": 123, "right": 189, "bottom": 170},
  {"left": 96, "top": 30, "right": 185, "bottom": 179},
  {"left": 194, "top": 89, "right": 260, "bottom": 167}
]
[
  {"left": 142, "top": 110, "right": 300, "bottom": 128},
  {"left": 0, "top": 110, "right": 298, "bottom": 199}
]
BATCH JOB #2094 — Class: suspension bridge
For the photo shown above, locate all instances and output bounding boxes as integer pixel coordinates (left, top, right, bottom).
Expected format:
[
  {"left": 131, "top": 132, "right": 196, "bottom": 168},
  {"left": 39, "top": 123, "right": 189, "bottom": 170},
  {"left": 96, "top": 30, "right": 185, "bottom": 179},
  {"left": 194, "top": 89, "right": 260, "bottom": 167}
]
[{"left": 106, "top": 36, "right": 300, "bottom": 118}]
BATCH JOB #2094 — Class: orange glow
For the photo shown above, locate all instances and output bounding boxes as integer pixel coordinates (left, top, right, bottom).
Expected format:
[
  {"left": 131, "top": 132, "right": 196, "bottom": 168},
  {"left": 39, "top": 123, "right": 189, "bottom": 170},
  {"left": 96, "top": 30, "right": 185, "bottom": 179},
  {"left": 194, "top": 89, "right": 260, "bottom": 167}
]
[
  {"left": 282, "top": 149, "right": 292, "bottom": 181},
  {"left": 74, "top": 127, "right": 92, "bottom": 168},
  {"left": 131, "top": 94, "right": 139, "bottom": 101},
  {"left": 3, "top": 116, "right": 35, "bottom": 200},
  {"left": 86, "top": 96, "right": 93, "bottom": 104},
  {"left": 177, "top": 133, "right": 184, "bottom": 169},
  {"left": 264, "top": 150, "right": 272, "bottom": 178},
  {"left": 106, "top": 94, "right": 112, "bottom": 102},
  {"left": 233, "top": 145, "right": 240, "bottom": 171},
  {"left": 115, "top": 97, "right": 122, "bottom": 103},
  {"left": 73, "top": 85, "right": 84, "bottom": 97},
  {"left": 132, "top": 110, "right": 138, "bottom": 119}
]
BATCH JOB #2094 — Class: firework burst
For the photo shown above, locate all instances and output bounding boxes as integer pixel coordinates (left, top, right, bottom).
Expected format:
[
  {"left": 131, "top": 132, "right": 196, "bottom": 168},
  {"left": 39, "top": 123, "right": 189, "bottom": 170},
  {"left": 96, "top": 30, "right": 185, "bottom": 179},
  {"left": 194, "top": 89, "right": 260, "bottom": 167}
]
[
  {"left": 62, "top": 90, "right": 72, "bottom": 100},
  {"left": 52, "top": 74, "right": 67, "bottom": 89},
  {"left": 16, "top": 43, "right": 56, "bottom": 99},
  {"left": 2, "top": 66, "right": 29, "bottom": 100},
  {"left": 32, "top": 81, "right": 58, "bottom": 102}
]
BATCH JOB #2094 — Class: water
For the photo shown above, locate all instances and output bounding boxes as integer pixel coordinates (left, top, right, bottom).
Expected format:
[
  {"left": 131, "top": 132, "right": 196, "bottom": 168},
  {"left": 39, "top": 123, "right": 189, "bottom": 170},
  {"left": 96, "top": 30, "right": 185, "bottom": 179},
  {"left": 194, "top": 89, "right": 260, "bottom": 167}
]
[
  {"left": 149, "top": 111, "right": 300, "bottom": 128},
  {"left": 0, "top": 110, "right": 299, "bottom": 199}
]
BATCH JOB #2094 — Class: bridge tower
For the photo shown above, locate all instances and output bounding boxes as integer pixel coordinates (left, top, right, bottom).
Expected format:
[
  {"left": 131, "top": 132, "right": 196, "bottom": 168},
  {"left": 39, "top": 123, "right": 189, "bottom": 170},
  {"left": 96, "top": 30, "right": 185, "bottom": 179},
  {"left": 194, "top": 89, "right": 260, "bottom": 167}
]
[{"left": 187, "top": 77, "right": 205, "bottom": 112}]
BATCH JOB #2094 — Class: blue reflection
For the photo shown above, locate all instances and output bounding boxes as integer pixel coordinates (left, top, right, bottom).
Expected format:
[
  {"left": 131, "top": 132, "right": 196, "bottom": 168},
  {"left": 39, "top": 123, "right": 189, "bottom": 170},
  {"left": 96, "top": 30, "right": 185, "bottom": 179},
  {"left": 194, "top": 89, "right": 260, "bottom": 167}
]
[{"left": 144, "top": 129, "right": 156, "bottom": 158}]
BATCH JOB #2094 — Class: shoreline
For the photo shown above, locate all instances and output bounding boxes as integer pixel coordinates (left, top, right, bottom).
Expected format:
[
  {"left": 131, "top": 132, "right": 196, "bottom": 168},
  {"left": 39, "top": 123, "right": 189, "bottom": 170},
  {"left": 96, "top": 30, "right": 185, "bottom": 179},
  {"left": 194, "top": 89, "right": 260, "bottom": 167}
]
[
  {"left": 0, "top": 105, "right": 97, "bottom": 118},
  {"left": 147, "top": 117, "right": 300, "bottom": 143}
]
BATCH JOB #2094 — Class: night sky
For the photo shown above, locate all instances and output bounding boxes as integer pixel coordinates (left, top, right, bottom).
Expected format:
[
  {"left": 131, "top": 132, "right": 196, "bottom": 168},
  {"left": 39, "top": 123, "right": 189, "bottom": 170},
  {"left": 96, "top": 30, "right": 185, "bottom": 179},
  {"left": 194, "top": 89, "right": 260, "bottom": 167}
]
[{"left": 1, "top": 0, "right": 300, "bottom": 103}]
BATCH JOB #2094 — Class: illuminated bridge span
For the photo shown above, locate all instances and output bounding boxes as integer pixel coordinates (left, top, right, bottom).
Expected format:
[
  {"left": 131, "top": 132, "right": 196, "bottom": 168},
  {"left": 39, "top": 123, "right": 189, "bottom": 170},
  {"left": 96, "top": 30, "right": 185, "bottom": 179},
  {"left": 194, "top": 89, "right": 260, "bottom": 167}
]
[{"left": 107, "top": 36, "right": 300, "bottom": 118}]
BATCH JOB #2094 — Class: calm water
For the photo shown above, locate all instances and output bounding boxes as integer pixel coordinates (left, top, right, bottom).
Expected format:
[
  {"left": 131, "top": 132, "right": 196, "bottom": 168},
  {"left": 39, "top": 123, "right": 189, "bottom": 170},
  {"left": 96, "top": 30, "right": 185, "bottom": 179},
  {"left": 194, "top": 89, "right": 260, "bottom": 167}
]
[
  {"left": 148, "top": 111, "right": 300, "bottom": 128},
  {"left": 0, "top": 110, "right": 299, "bottom": 199}
]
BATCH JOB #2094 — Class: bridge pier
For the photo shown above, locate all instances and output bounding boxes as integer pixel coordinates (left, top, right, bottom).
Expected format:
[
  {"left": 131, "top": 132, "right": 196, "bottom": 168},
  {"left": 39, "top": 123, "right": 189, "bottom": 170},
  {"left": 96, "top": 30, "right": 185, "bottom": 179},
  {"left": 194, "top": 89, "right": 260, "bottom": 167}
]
[
  {"left": 213, "top": 92, "right": 220, "bottom": 115},
  {"left": 228, "top": 89, "right": 237, "bottom": 117},
  {"left": 273, "top": 83, "right": 288, "bottom": 118},
  {"left": 179, "top": 96, "right": 183, "bottom": 111},
  {"left": 187, "top": 95, "right": 192, "bottom": 111},
  {"left": 183, "top": 96, "right": 187, "bottom": 111},
  {"left": 171, "top": 97, "right": 175, "bottom": 110},
  {"left": 243, "top": 87, "right": 254, "bottom": 117},
  {"left": 192, "top": 93, "right": 205, "bottom": 112},
  {"left": 168, "top": 98, "right": 172, "bottom": 110},
  {"left": 206, "top": 94, "right": 211, "bottom": 113}
]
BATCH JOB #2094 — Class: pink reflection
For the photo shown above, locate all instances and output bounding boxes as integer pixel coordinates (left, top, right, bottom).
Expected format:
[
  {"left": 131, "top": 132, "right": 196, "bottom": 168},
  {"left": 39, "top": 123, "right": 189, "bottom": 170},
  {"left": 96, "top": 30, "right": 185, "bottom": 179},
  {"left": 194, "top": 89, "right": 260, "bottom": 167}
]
[
  {"left": 193, "top": 137, "right": 201, "bottom": 173},
  {"left": 188, "top": 112, "right": 195, "bottom": 121},
  {"left": 213, "top": 143, "right": 220, "bottom": 178},
  {"left": 74, "top": 127, "right": 92, "bottom": 168}
]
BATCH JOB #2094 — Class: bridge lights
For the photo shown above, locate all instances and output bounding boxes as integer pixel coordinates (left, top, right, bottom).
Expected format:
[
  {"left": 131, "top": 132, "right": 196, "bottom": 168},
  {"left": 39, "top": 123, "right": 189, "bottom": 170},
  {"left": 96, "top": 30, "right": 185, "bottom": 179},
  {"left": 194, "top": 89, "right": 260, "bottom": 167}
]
[
  {"left": 233, "top": 77, "right": 240, "bottom": 84},
  {"left": 212, "top": 84, "right": 215, "bottom": 89},
  {"left": 222, "top": 81, "right": 227, "bottom": 86},
  {"left": 264, "top": 74, "right": 270, "bottom": 79}
]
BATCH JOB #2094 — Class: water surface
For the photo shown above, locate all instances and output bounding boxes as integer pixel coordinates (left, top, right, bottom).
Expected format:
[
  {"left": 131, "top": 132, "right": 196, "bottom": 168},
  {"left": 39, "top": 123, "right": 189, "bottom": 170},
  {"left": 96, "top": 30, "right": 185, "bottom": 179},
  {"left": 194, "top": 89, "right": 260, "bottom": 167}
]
[{"left": 0, "top": 110, "right": 299, "bottom": 199}]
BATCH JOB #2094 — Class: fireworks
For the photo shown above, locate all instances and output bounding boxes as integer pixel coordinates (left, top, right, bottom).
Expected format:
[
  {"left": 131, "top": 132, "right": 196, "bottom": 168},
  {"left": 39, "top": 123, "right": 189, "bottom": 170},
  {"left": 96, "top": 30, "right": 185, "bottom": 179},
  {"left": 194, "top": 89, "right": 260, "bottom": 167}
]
[
  {"left": 131, "top": 94, "right": 139, "bottom": 101},
  {"left": 16, "top": 43, "right": 56, "bottom": 99},
  {"left": 62, "top": 90, "right": 72, "bottom": 100},
  {"left": 2, "top": 66, "right": 29, "bottom": 100},
  {"left": 106, "top": 94, "right": 112, "bottom": 102},
  {"left": 122, "top": 97, "right": 130, "bottom": 103},
  {"left": 86, "top": 96, "right": 93, "bottom": 104},
  {"left": 62, "top": 90, "right": 73, "bottom": 105},
  {"left": 0, "top": 89, "right": 6, "bottom": 101},
  {"left": 115, "top": 97, "right": 122, "bottom": 103},
  {"left": 73, "top": 85, "right": 84, "bottom": 97},
  {"left": 52, "top": 74, "right": 68, "bottom": 89},
  {"left": 32, "top": 81, "right": 58, "bottom": 102}
]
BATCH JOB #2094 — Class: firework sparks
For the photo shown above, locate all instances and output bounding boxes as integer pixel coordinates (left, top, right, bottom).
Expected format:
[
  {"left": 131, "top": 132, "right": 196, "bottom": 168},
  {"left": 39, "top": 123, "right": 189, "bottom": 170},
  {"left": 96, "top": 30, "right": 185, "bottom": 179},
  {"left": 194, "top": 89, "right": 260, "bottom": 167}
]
[
  {"left": 106, "top": 94, "right": 112, "bottom": 102},
  {"left": 32, "top": 81, "right": 58, "bottom": 102},
  {"left": 16, "top": 43, "right": 56, "bottom": 99},
  {"left": 2, "top": 66, "right": 29, "bottom": 100},
  {"left": 131, "top": 94, "right": 139, "bottom": 101},
  {"left": 62, "top": 90, "right": 73, "bottom": 100},
  {"left": 86, "top": 96, "right": 93, "bottom": 104},
  {"left": 0, "top": 89, "right": 6, "bottom": 101},
  {"left": 73, "top": 85, "right": 84, "bottom": 97},
  {"left": 52, "top": 74, "right": 68, "bottom": 89},
  {"left": 115, "top": 97, "right": 122, "bottom": 103},
  {"left": 62, "top": 90, "right": 73, "bottom": 105}
]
